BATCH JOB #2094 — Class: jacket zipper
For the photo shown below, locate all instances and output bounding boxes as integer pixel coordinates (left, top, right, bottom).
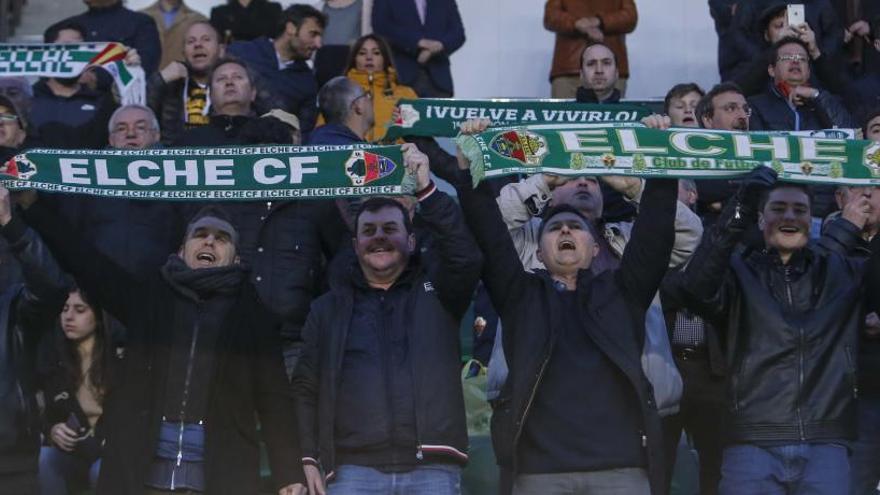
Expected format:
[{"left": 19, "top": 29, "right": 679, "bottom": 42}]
[
  {"left": 845, "top": 345, "right": 858, "bottom": 398},
  {"left": 171, "top": 303, "right": 203, "bottom": 490},
  {"left": 784, "top": 266, "right": 806, "bottom": 441},
  {"left": 512, "top": 351, "right": 553, "bottom": 471}
]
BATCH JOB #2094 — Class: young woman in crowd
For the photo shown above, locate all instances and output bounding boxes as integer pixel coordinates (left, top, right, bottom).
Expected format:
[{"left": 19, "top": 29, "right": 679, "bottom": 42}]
[
  {"left": 345, "top": 34, "right": 418, "bottom": 141},
  {"left": 38, "top": 288, "right": 115, "bottom": 495}
]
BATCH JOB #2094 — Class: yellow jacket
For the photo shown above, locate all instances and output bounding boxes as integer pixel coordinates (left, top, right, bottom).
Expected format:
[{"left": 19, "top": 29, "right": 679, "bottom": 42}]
[{"left": 346, "top": 68, "right": 417, "bottom": 141}]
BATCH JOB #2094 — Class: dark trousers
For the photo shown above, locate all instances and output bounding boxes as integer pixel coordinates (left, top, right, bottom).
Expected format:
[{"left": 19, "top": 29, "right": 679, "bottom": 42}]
[
  {"left": 412, "top": 67, "right": 453, "bottom": 98},
  {"left": 850, "top": 395, "right": 880, "bottom": 494},
  {"left": 663, "top": 349, "right": 727, "bottom": 495},
  {"left": 0, "top": 470, "right": 38, "bottom": 495}
]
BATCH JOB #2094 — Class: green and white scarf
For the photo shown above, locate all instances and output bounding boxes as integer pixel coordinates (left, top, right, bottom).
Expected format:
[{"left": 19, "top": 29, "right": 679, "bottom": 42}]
[
  {"left": 384, "top": 98, "right": 652, "bottom": 140},
  {"left": 0, "top": 43, "right": 145, "bottom": 105}
]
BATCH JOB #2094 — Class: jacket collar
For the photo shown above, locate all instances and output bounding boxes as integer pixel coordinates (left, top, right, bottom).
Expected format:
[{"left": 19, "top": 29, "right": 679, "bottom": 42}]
[{"left": 576, "top": 86, "right": 621, "bottom": 104}]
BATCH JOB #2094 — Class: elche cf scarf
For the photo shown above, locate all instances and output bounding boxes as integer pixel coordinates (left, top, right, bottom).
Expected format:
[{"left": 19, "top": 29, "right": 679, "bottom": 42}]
[
  {"left": 0, "top": 43, "right": 145, "bottom": 105},
  {"left": 2, "top": 125, "right": 879, "bottom": 201},
  {"left": 383, "top": 98, "right": 653, "bottom": 140}
]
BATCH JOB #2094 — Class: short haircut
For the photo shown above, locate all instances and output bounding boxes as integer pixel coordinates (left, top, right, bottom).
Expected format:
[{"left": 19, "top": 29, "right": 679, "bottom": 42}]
[
  {"left": 538, "top": 204, "right": 597, "bottom": 240},
  {"left": 275, "top": 3, "right": 327, "bottom": 37},
  {"left": 679, "top": 179, "right": 697, "bottom": 194},
  {"left": 184, "top": 19, "right": 221, "bottom": 42},
  {"left": 758, "top": 183, "right": 813, "bottom": 212},
  {"left": 107, "top": 104, "right": 159, "bottom": 133},
  {"left": 208, "top": 57, "right": 255, "bottom": 86},
  {"left": 663, "top": 83, "right": 705, "bottom": 114},
  {"left": 770, "top": 36, "right": 811, "bottom": 65},
  {"left": 697, "top": 81, "right": 744, "bottom": 125},
  {"left": 185, "top": 205, "right": 239, "bottom": 245},
  {"left": 318, "top": 76, "right": 364, "bottom": 125},
  {"left": 239, "top": 116, "right": 295, "bottom": 145},
  {"left": 354, "top": 197, "right": 413, "bottom": 235},
  {"left": 862, "top": 107, "right": 880, "bottom": 137},
  {"left": 43, "top": 20, "right": 86, "bottom": 43},
  {"left": 580, "top": 41, "right": 617, "bottom": 67}
]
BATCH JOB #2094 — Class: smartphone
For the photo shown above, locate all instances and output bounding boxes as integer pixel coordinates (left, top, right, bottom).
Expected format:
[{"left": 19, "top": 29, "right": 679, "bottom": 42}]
[{"left": 787, "top": 4, "right": 805, "bottom": 27}]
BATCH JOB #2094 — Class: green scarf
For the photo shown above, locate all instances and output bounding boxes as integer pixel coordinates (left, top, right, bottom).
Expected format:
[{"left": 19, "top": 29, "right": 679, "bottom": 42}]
[
  {"left": 1, "top": 144, "right": 414, "bottom": 200},
  {"left": 0, "top": 43, "right": 145, "bottom": 105},
  {"left": 456, "top": 124, "right": 880, "bottom": 187},
  {"left": 384, "top": 98, "right": 652, "bottom": 140}
]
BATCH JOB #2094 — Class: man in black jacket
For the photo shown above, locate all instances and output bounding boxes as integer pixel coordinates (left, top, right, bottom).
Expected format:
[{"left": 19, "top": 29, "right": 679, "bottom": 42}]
[
  {"left": 0, "top": 188, "right": 68, "bottom": 495},
  {"left": 148, "top": 21, "right": 225, "bottom": 145},
  {"left": 666, "top": 166, "right": 873, "bottom": 495},
  {"left": 575, "top": 43, "right": 622, "bottom": 104},
  {"left": 175, "top": 58, "right": 256, "bottom": 146},
  {"left": 21, "top": 196, "right": 305, "bottom": 494},
  {"left": 454, "top": 119, "right": 677, "bottom": 494},
  {"left": 294, "top": 144, "right": 482, "bottom": 495}
]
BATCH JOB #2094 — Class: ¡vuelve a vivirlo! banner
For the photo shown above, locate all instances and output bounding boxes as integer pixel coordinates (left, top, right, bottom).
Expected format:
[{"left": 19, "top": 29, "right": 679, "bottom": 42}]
[
  {"left": 0, "top": 144, "right": 413, "bottom": 201},
  {"left": 456, "top": 123, "right": 880, "bottom": 187},
  {"left": 384, "top": 98, "right": 653, "bottom": 140},
  {"left": 0, "top": 43, "right": 146, "bottom": 105}
]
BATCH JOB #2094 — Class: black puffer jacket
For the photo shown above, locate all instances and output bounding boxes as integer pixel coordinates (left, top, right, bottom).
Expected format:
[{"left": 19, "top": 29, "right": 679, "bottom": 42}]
[
  {"left": 0, "top": 217, "right": 68, "bottom": 475},
  {"left": 456, "top": 175, "right": 677, "bottom": 495},
  {"left": 673, "top": 197, "right": 869, "bottom": 445},
  {"left": 293, "top": 190, "right": 482, "bottom": 475},
  {"left": 146, "top": 73, "right": 189, "bottom": 146}
]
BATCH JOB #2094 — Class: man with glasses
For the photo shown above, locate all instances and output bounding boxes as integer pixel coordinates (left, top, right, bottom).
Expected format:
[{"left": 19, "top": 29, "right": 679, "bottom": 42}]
[
  {"left": 748, "top": 37, "right": 854, "bottom": 132},
  {"left": 749, "top": 37, "right": 855, "bottom": 223},
  {"left": 307, "top": 76, "right": 373, "bottom": 147},
  {"left": 0, "top": 96, "right": 26, "bottom": 161}
]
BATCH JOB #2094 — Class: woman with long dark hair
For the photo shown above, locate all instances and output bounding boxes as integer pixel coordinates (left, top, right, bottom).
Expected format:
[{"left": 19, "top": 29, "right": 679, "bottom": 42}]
[
  {"left": 38, "top": 288, "right": 115, "bottom": 494},
  {"left": 344, "top": 33, "right": 418, "bottom": 141}
]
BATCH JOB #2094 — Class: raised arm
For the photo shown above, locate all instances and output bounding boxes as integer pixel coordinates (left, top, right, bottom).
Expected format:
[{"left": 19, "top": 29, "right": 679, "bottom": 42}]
[
  {"left": 292, "top": 302, "right": 324, "bottom": 495},
  {"left": 617, "top": 178, "right": 677, "bottom": 309},
  {"left": 0, "top": 190, "right": 69, "bottom": 334}
]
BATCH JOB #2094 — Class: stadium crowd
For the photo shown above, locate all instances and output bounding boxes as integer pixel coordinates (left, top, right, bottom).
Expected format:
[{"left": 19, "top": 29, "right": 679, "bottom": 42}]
[{"left": 0, "top": 0, "right": 879, "bottom": 494}]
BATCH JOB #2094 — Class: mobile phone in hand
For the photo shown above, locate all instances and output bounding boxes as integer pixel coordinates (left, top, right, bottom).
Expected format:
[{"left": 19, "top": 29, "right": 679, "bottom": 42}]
[{"left": 787, "top": 4, "right": 805, "bottom": 27}]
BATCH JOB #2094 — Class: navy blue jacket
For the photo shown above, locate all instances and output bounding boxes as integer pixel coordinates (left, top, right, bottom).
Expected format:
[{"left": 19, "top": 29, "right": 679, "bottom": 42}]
[
  {"left": 63, "top": 1, "right": 161, "bottom": 75},
  {"left": 371, "top": 0, "right": 465, "bottom": 95},
  {"left": 748, "top": 83, "right": 855, "bottom": 132},
  {"left": 305, "top": 123, "right": 363, "bottom": 146},
  {"left": 28, "top": 79, "right": 117, "bottom": 150},
  {"left": 227, "top": 37, "right": 319, "bottom": 134}
]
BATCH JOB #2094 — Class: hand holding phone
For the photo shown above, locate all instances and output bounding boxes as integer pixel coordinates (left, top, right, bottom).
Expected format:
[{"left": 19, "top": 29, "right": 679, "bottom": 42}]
[{"left": 787, "top": 4, "right": 805, "bottom": 28}]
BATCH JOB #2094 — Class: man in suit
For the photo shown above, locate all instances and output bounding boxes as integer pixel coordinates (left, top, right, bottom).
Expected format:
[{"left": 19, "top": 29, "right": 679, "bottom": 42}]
[{"left": 372, "top": 0, "right": 465, "bottom": 97}]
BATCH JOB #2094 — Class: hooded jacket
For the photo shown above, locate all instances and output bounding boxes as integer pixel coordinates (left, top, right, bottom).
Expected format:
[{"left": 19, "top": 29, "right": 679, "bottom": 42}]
[{"left": 345, "top": 68, "right": 417, "bottom": 141}]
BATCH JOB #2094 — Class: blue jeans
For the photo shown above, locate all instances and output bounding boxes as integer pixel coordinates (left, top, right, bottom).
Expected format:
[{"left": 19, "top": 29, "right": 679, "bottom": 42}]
[
  {"left": 328, "top": 464, "right": 461, "bottom": 495},
  {"left": 719, "top": 443, "right": 849, "bottom": 495},
  {"left": 851, "top": 397, "right": 880, "bottom": 494},
  {"left": 38, "top": 446, "right": 101, "bottom": 495}
]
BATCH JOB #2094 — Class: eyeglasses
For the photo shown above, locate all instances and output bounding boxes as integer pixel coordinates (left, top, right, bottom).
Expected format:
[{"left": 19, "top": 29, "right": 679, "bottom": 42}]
[
  {"left": 111, "top": 123, "right": 155, "bottom": 135},
  {"left": 719, "top": 102, "right": 752, "bottom": 118},
  {"left": 0, "top": 113, "right": 19, "bottom": 122},
  {"left": 777, "top": 54, "right": 808, "bottom": 63}
]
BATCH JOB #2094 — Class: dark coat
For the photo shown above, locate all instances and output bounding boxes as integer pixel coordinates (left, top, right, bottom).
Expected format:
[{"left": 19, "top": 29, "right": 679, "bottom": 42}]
[
  {"left": 305, "top": 123, "right": 363, "bottom": 146},
  {"left": 174, "top": 114, "right": 253, "bottom": 146},
  {"left": 371, "top": 0, "right": 465, "bottom": 95},
  {"left": 24, "top": 202, "right": 304, "bottom": 494},
  {"left": 748, "top": 83, "right": 855, "bottom": 132},
  {"left": 0, "top": 218, "right": 68, "bottom": 475},
  {"left": 209, "top": 0, "right": 282, "bottom": 44},
  {"left": 670, "top": 197, "right": 869, "bottom": 445},
  {"left": 227, "top": 37, "right": 319, "bottom": 134},
  {"left": 28, "top": 80, "right": 117, "bottom": 150},
  {"left": 456, "top": 175, "right": 677, "bottom": 495},
  {"left": 293, "top": 190, "right": 482, "bottom": 475},
  {"left": 146, "top": 72, "right": 193, "bottom": 146},
  {"left": 63, "top": 1, "right": 162, "bottom": 75}
]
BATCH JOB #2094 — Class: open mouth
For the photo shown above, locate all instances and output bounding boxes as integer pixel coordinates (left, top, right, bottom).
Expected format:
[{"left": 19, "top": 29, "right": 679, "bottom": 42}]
[
  {"left": 558, "top": 240, "right": 577, "bottom": 251},
  {"left": 778, "top": 226, "right": 800, "bottom": 234},
  {"left": 682, "top": 116, "right": 695, "bottom": 124},
  {"left": 196, "top": 252, "right": 216, "bottom": 263}
]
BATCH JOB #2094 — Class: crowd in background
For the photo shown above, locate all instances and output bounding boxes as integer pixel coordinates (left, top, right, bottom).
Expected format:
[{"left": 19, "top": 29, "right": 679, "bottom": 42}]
[{"left": 0, "top": 0, "right": 879, "bottom": 495}]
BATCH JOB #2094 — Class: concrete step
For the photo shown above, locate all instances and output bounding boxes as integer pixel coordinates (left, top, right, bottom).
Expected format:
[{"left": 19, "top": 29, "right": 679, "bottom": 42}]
[{"left": 9, "top": 0, "right": 83, "bottom": 43}]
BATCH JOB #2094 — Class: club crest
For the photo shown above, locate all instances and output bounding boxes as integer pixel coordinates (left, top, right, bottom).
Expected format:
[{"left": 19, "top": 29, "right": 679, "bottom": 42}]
[
  {"left": 345, "top": 150, "right": 398, "bottom": 186},
  {"left": 394, "top": 104, "right": 420, "bottom": 128},
  {"left": 489, "top": 129, "right": 547, "bottom": 166},
  {"left": 1, "top": 154, "right": 38, "bottom": 180},
  {"left": 865, "top": 142, "right": 880, "bottom": 178}
]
